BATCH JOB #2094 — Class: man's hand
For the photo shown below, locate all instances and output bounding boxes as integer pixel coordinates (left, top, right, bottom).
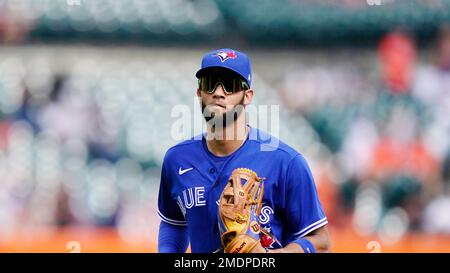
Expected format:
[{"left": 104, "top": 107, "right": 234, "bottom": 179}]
[{"left": 249, "top": 243, "right": 267, "bottom": 253}]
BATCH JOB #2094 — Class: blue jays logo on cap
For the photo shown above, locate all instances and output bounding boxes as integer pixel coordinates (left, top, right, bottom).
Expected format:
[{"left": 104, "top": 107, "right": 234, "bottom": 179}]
[
  {"left": 215, "top": 50, "right": 237, "bottom": 62},
  {"left": 196, "top": 48, "right": 253, "bottom": 86}
]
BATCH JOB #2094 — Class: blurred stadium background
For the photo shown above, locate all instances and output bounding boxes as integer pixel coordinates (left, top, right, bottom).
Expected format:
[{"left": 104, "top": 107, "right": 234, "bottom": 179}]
[{"left": 1, "top": 0, "right": 450, "bottom": 252}]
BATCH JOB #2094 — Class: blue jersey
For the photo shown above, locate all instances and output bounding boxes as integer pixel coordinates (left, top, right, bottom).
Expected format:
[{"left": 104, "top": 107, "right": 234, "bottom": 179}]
[{"left": 157, "top": 126, "right": 327, "bottom": 253}]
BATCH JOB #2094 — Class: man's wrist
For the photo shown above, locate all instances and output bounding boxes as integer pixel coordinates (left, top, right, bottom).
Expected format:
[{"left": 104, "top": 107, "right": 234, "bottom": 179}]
[{"left": 293, "top": 238, "right": 316, "bottom": 253}]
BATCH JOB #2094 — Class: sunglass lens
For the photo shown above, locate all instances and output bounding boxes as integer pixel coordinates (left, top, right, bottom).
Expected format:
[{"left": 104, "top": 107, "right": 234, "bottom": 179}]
[{"left": 200, "top": 76, "right": 246, "bottom": 94}]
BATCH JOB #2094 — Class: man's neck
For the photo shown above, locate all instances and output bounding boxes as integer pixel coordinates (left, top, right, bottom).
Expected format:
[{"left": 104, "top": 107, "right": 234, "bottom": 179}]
[{"left": 205, "top": 115, "right": 248, "bottom": 157}]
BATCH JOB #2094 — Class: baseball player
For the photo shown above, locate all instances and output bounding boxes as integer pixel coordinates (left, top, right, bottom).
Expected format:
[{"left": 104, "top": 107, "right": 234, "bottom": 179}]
[{"left": 158, "top": 48, "right": 331, "bottom": 253}]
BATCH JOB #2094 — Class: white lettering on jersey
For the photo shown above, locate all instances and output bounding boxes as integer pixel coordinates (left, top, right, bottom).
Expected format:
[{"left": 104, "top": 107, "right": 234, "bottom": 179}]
[
  {"left": 179, "top": 187, "right": 206, "bottom": 210},
  {"left": 195, "top": 187, "right": 206, "bottom": 206},
  {"left": 183, "top": 188, "right": 195, "bottom": 209},
  {"left": 177, "top": 196, "right": 186, "bottom": 217},
  {"left": 259, "top": 205, "right": 274, "bottom": 224}
]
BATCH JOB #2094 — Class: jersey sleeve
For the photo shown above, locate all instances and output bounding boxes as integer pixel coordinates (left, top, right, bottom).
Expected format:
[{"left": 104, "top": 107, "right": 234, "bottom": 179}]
[
  {"left": 158, "top": 221, "right": 189, "bottom": 253},
  {"left": 284, "top": 154, "right": 328, "bottom": 241},
  {"left": 157, "top": 157, "right": 187, "bottom": 226}
]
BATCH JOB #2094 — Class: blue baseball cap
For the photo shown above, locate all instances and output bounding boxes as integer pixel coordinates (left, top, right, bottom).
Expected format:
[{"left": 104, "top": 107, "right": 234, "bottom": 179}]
[{"left": 195, "top": 48, "right": 252, "bottom": 86}]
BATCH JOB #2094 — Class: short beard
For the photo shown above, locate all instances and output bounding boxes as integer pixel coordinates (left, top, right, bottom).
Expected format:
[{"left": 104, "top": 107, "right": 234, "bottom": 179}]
[{"left": 201, "top": 93, "right": 245, "bottom": 130}]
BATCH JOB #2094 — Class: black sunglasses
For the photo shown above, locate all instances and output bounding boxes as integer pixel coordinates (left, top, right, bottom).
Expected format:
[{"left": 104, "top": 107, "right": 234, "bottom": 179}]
[{"left": 198, "top": 75, "right": 249, "bottom": 95}]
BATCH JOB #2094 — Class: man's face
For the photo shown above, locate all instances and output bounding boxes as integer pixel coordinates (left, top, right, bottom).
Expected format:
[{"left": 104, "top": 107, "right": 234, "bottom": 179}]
[{"left": 196, "top": 70, "right": 252, "bottom": 127}]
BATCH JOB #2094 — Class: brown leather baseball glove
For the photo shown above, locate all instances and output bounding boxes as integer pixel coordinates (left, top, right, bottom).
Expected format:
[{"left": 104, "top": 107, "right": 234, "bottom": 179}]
[{"left": 218, "top": 168, "right": 265, "bottom": 253}]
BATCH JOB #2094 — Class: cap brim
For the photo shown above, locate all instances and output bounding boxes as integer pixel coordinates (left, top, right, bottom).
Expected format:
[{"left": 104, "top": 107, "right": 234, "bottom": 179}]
[{"left": 195, "top": 66, "right": 247, "bottom": 83}]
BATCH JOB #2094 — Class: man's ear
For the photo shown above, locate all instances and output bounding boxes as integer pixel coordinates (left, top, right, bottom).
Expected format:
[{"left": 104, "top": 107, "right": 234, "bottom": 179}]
[{"left": 244, "top": 89, "right": 254, "bottom": 106}]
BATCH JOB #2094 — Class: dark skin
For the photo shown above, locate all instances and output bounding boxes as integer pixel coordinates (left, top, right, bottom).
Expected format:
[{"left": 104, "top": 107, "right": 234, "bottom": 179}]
[
  {"left": 197, "top": 74, "right": 332, "bottom": 253},
  {"left": 196, "top": 81, "right": 251, "bottom": 157},
  {"left": 265, "top": 226, "right": 331, "bottom": 253}
]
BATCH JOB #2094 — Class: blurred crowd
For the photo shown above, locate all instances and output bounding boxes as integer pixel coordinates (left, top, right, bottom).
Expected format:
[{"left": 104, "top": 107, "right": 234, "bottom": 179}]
[
  {"left": 0, "top": 1, "right": 450, "bottom": 247},
  {"left": 0, "top": 31, "right": 449, "bottom": 245},
  {"left": 0, "top": 48, "right": 190, "bottom": 243},
  {"left": 279, "top": 26, "right": 450, "bottom": 241}
]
